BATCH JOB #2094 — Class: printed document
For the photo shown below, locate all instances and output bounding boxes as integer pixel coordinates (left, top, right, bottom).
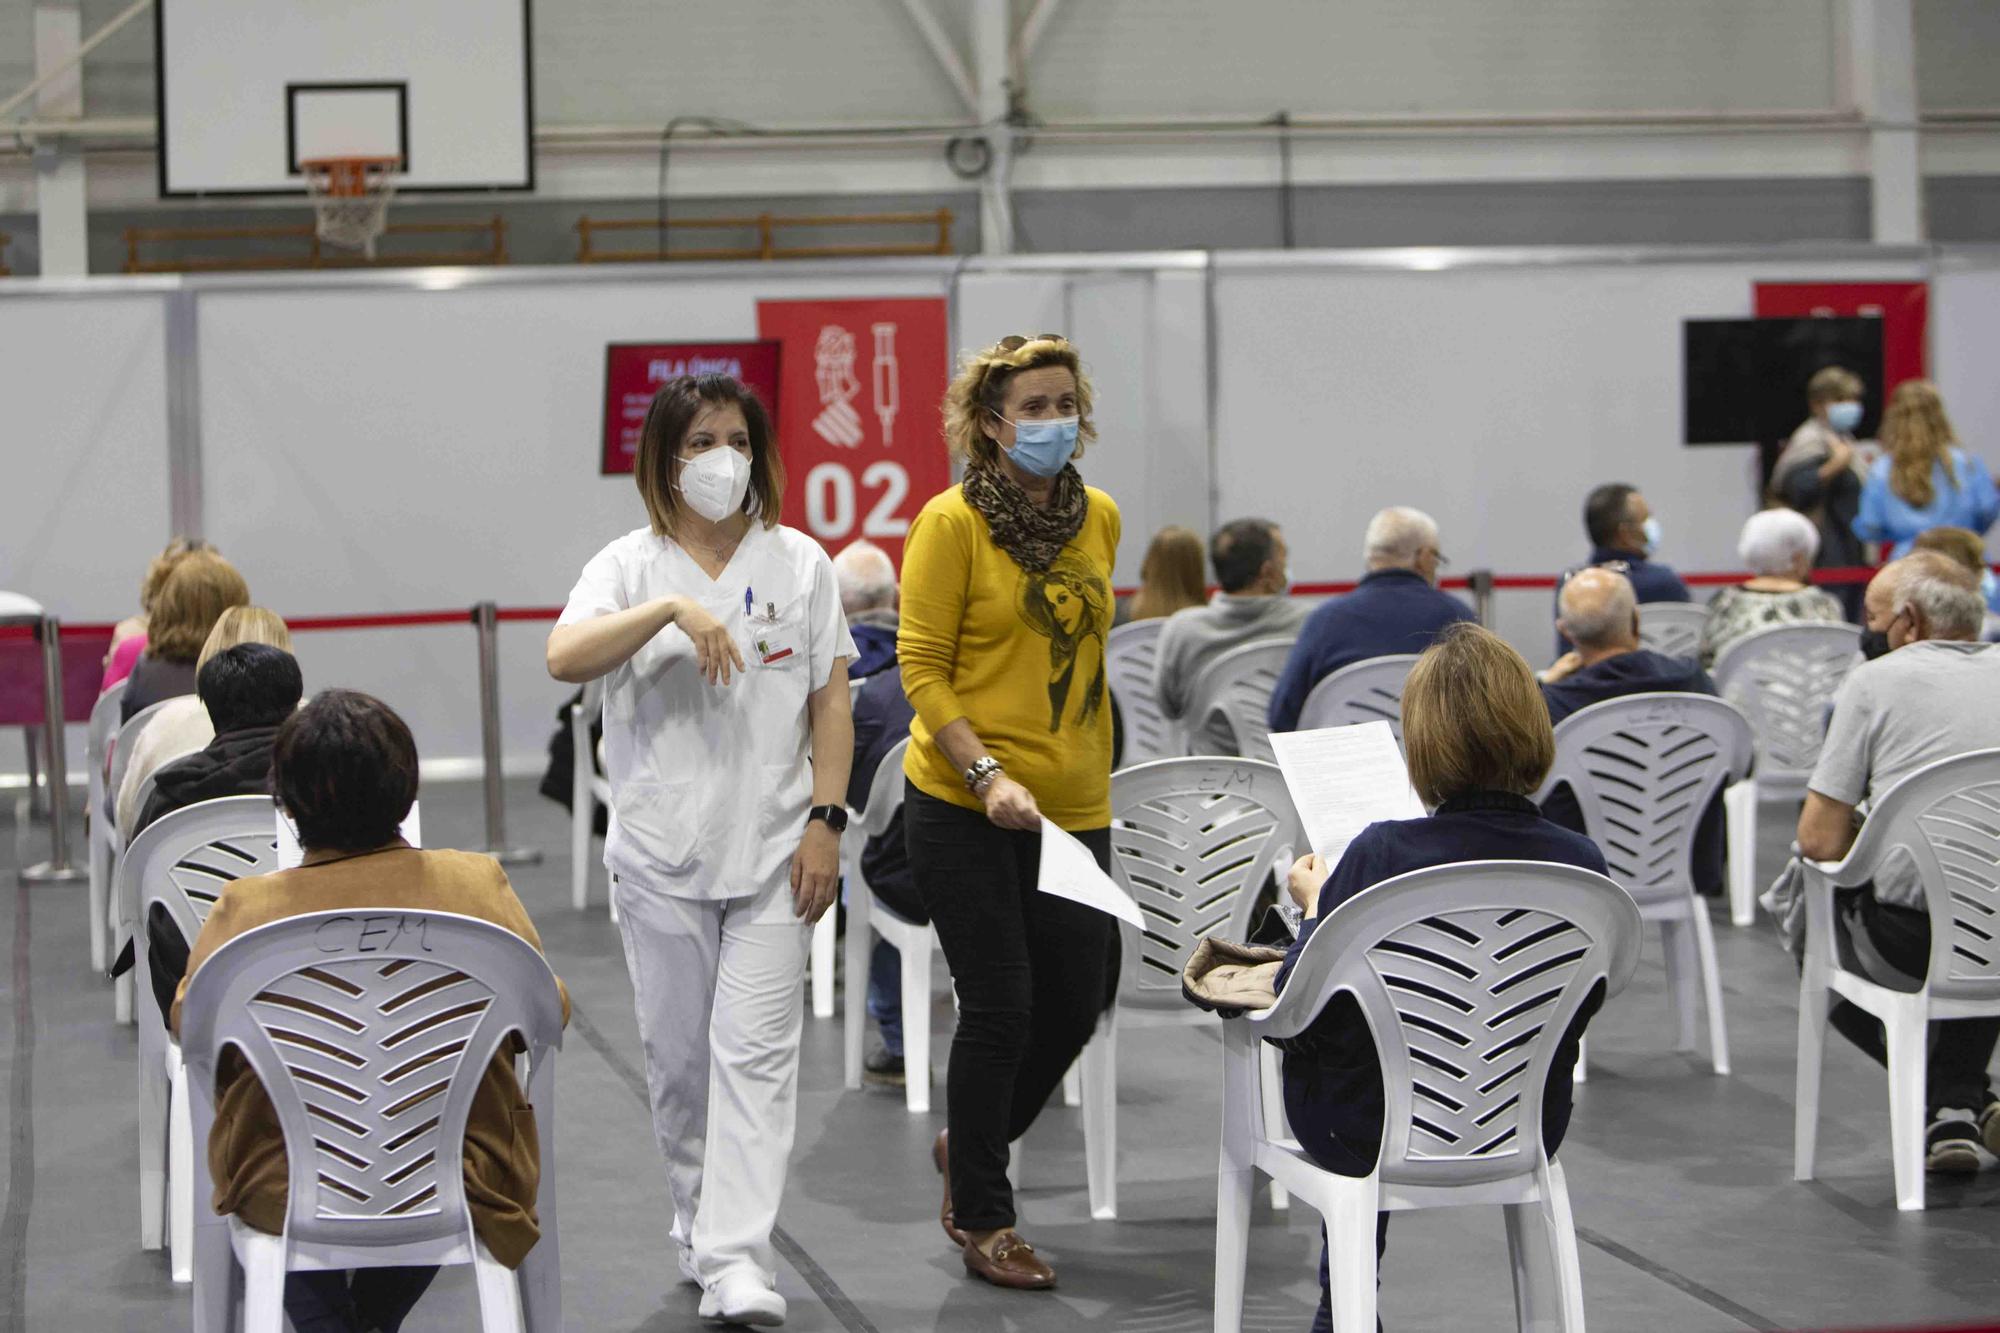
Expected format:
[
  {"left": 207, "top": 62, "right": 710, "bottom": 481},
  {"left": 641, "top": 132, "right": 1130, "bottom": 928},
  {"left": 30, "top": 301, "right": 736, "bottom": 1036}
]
[
  {"left": 1037, "top": 817, "right": 1144, "bottom": 927},
  {"left": 1268, "top": 722, "right": 1425, "bottom": 865}
]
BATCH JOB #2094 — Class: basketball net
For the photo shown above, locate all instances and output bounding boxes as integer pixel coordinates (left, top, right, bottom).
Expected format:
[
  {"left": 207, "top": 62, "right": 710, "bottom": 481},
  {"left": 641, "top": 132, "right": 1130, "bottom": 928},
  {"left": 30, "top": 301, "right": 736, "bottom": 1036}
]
[{"left": 301, "top": 156, "right": 400, "bottom": 258}]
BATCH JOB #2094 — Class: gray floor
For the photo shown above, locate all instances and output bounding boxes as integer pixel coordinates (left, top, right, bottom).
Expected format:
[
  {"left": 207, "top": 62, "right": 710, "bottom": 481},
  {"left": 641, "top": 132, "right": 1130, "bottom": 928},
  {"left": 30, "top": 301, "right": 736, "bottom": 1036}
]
[{"left": 6, "top": 780, "right": 2000, "bottom": 1333}]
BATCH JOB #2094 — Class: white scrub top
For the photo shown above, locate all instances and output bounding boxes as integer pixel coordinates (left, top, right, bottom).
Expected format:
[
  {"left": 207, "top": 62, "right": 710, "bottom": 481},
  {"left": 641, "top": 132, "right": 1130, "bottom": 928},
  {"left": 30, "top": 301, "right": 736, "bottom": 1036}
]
[{"left": 558, "top": 523, "right": 856, "bottom": 898}]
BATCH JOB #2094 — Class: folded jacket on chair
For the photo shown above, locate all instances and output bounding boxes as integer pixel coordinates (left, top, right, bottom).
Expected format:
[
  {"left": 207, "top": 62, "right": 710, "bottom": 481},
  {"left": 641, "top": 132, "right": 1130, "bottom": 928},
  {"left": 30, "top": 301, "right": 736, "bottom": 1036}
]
[{"left": 1180, "top": 936, "right": 1287, "bottom": 1017}]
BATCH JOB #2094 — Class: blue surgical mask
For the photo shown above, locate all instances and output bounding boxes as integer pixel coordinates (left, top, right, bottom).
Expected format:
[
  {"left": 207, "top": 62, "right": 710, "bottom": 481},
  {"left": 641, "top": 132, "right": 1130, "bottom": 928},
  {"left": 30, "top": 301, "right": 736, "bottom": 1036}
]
[
  {"left": 1641, "top": 516, "right": 1662, "bottom": 554},
  {"left": 1983, "top": 567, "right": 1998, "bottom": 610},
  {"left": 999, "top": 415, "right": 1079, "bottom": 478},
  {"left": 1827, "top": 401, "right": 1863, "bottom": 434}
]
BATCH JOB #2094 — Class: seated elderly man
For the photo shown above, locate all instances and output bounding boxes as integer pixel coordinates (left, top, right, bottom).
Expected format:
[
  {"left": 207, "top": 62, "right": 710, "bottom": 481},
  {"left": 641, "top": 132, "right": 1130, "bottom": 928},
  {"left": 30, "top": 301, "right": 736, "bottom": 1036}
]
[
  {"left": 1795, "top": 551, "right": 2000, "bottom": 1171},
  {"left": 1267, "top": 507, "right": 1474, "bottom": 734},
  {"left": 1698, "top": 508, "right": 1846, "bottom": 668},
  {"left": 1154, "top": 518, "right": 1310, "bottom": 752},
  {"left": 1539, "top": 567, "right": 1728, "bottom": 895},
  {"left": 835, "top": 538, "right": 901, "bottom": 679}
]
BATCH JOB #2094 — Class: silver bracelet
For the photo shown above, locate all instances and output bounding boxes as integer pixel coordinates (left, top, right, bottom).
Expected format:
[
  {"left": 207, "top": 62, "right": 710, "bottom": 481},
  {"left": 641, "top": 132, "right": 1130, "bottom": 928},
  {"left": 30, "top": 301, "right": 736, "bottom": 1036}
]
[{"left": 964, "top": 755, "right": 1004, "bottom": 794}]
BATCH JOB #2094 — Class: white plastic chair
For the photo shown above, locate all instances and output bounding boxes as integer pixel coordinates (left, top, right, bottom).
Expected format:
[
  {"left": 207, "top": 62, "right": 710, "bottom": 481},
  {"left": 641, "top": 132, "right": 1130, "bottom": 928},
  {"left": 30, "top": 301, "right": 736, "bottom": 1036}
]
[
  {"left": 1075, "top": 757, "right": 1306, "bottom": 1219},
  {"left": 840, "top": 738, "right": 940, "bottom": 1111},
  {"left": 1184, "top": 637, "right": 1296, "bottom": 762},
  {"left": 1214, "top": 860, "right": 1641, "bottom": 1333},
  {"left": 181, "top": 908, "right": 566, "bottom": 1332},
  {"left": 1296, "top": 654, "right": 1421, "bottom": 739},
  {"left": 85, "top": 682, "right": 128, "bottom": 973},
  {"left": 1533, "top": 693, "right": 1752, "bottom": 1078},
  {"left": 106, "top": 698, "right": 176, "bottom": 1024},
  {"left": 1635, "top": 602, "right": 1709, "bottom": 661},
  {"left": 1794, "top": 747, "right": 2000, "bottom": 1211},
  {"left": 1712, "top": 623, "right": 1862, "bottom": 927},
  {"left": 1106, "top": 619, "right": 1183, "bottom": 764},
  {"left": 125, "top": 795, "right": 277, "bottom": 1283}
]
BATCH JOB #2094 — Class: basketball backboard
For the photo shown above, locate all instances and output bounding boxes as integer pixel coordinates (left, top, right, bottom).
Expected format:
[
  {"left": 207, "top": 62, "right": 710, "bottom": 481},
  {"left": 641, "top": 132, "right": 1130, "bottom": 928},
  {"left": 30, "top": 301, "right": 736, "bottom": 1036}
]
[{"left": 155, "top": 0, "right": 534, "bottom": 197}]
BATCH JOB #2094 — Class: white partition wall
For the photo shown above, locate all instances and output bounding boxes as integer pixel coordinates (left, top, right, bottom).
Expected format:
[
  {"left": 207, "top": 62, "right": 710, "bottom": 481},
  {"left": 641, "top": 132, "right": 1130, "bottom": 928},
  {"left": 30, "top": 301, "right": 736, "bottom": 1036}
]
[{"left": 7, "top": 245, "right": 2000, "bottom": 775}]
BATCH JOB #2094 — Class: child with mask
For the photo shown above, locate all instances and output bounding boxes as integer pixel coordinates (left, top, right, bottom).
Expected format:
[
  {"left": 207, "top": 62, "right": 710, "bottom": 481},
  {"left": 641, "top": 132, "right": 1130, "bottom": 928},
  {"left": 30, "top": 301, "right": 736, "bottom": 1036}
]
[{"left": 547, "top": 373, "right": 855, "bottom": 1327}]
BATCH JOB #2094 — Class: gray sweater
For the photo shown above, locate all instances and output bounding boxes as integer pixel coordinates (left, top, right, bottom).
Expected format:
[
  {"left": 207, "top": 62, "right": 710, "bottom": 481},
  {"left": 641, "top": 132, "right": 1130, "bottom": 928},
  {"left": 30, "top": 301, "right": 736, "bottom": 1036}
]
[{"left": 1153, "top": 593, "right": 1313, "bottom": 747}]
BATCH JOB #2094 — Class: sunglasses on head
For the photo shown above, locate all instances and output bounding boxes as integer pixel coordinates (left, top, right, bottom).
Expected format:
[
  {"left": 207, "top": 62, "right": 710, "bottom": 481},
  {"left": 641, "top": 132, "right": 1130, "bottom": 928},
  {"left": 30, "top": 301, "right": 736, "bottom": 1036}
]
[{"left": 1558, "top": 559, "right": 1631, "bottom": 590}]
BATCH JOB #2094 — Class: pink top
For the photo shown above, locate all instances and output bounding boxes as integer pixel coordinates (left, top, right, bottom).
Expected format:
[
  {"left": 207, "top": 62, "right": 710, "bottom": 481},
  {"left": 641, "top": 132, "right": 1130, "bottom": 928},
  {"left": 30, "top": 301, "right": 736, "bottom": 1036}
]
[{"left": 101, "top": 632, "right": 147, "bottom": 694}]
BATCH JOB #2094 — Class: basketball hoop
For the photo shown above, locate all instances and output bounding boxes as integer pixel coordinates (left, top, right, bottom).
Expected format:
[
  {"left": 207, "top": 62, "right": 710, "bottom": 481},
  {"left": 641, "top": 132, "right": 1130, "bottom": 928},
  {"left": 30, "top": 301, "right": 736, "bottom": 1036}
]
[{"left": 300, "top": 156, "right": 401, "bottom": 257}]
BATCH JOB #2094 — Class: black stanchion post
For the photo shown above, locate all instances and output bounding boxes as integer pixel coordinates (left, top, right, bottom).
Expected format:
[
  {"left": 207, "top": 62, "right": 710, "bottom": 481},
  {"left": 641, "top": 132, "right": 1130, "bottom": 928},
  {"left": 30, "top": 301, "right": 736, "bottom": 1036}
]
[
  {"left": 472, "top": 601, "right": 542, "bottom": 867},
  {"left": 1469, "top": 568, "right": 1495, "bottom": 627},
  {"left": 20, "top": 615, "right": 84, "bottom": 885}
]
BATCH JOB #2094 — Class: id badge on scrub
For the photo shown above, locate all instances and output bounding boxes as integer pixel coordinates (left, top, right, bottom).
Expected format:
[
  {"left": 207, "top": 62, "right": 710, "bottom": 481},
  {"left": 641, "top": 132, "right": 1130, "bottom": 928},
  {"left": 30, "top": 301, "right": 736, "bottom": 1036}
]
[{"left": 752, "top": 628, "right": 800, "bottom": 667}]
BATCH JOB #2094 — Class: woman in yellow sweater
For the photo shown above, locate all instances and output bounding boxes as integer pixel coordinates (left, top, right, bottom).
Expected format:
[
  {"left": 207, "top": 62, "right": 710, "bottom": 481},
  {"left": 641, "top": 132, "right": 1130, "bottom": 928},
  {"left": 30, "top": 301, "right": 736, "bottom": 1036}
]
[{"left": 899, "top": 333, "right": 1121, "bottom": 1291}]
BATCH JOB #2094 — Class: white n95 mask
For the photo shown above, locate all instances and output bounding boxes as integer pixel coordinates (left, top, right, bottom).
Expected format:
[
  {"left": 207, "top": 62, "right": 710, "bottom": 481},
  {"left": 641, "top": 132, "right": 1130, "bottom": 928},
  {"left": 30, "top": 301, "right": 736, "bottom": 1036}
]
[{"left": 677, "top": 448, "right": 751, "bottom": 522}]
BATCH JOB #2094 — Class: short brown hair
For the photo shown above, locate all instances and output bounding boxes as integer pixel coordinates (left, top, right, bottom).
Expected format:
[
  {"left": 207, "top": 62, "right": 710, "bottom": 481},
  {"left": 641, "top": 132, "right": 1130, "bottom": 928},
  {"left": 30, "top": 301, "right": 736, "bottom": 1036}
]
[
  {"left": 633, "top": 374, "right": 784, "bottom": 538},
  {"left": 147, "top": 551, "right": 250, "bottom": 663},
  {"left": 1402, "top": 623, "right": 1555, "bottom": 806},
  {"left": 942, "top": 334, "right": 1096, "bottom": 469},
  {"left": 1807, "top": 365, "right": 1863, "bottom": 408},
  {"left": 1912, "top": 525, "right": 1987, "bottom": 578},
  {"left": 273, "top": 690, "right": 418, "bottom": 852}
]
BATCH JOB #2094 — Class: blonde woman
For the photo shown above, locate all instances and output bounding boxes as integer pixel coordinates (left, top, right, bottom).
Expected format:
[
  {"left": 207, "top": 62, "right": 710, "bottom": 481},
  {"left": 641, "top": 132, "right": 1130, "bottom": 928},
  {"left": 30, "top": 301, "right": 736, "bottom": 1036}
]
[
  {"left": 900, "top": 333, "right": 1119, "bottom": 1290},
  {"left": 1117, "top": 525, "right": 1205, "bottom": 625},
  {"left": 1855, "top": 380, "right": 1998, "bottom": 558},
  {"left": 1275, "top": 623, "right": 1608, "bottom": 1331},
  {"left": 548, "top": 373, "right": 852, "bottom": 1327},
  {"left": 114, "top": 606, "right": 293, "bottom": 841}
]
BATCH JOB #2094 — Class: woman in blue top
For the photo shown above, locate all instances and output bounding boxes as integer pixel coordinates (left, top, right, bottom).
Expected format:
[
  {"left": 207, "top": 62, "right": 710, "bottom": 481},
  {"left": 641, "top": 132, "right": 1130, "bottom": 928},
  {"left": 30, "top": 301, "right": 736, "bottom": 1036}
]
[
  {"left": 1274, "top": 623, "right": 1607, "bottom": 1333},
  {"left": 1854, "top": 380, "right": 1998, "bottom": 558}
]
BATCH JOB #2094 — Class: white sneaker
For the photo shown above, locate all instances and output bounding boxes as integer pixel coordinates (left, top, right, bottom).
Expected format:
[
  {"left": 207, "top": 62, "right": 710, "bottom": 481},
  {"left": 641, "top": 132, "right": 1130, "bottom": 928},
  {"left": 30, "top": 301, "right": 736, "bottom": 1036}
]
[{"left": 698, "top": 1271, "right": 787, "bottom": 1327}]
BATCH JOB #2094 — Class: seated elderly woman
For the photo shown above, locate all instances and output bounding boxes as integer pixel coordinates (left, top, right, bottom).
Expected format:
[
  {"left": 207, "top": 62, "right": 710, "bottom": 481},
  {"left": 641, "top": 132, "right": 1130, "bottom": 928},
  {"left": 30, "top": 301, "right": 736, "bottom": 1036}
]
[
  {"left": 171, "top": 690, "right": 567, "bottom": 1333},
  {"left": 1274, "top": 623, "right": 1608, "bottom": 1333},
  {"left": 1698, "top": 508, "right": 1847, "bottom": 667}
]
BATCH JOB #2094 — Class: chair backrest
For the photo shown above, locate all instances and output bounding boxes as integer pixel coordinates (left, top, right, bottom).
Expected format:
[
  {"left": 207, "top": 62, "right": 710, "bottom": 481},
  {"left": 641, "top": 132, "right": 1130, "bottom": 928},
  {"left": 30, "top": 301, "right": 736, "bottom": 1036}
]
[
  {"left": 87, "top": 682, "right": 127, "bottom": 802},
  {"left": 1105, "top": 620, "right": 1181, "bottom": 764},
  {"left": 1252, "top": 861, "right": 1640, "bottom": 1188},
  {"left": 1635, "top": 602, "right": 1710, "bottom": 660},
  {"left": 122, "top": 795, "right": 279, "bottom": 951},
  {"left": 179, "top": 908, "right": 565, "bottom": 1257},
  {"left": 1710, "top": 623, "right": 1861, "bottom": 792},
  {"left": 855, "top": 737, "right": 911, "bottom": 839},
  {"left": 1533, "top": 693, "right": 1753, "bottom": 908},
  {"left": 1183, "top": 637, "right": 1295, "bottom": 762},
  {"left": 106, "top": 698, "right": 177, "bottom": 813},
  {"left": 1296, "top": 654, "right": 1421, "bottom": 740},
  {"left": 1823, "top": 747, "right": 2000, "bottom": 1002},
  {"left": 1107, "top": 757, "right": 1305, "bottom": 1012}
]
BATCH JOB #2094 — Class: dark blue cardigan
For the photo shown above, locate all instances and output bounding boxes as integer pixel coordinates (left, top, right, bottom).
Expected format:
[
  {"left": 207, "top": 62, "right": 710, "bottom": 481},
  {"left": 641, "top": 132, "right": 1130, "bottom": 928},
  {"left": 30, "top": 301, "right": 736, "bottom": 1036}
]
[{"left": 1267, "top": 570, "right": 1475, "bottom": 733}]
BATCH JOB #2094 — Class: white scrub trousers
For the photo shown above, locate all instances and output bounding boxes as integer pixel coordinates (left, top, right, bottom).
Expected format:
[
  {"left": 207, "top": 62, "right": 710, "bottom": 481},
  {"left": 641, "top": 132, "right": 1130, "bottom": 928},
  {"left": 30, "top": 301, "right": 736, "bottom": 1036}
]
[{"left": 614, "top": 875, "right": 810, "bottom": 1287}]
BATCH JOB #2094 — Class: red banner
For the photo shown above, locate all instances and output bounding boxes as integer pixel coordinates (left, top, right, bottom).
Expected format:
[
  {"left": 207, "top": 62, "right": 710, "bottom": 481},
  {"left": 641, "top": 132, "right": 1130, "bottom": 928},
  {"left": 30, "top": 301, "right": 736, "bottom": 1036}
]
[
  {"left": 1753, "top": 281, "right": 1929, "bottom": 394},
  {"left": 755, "top": 297, "right": 951, "bottom": 567},
  {"left": 601, "top": 341, "right": 782, "bottom": 475}
]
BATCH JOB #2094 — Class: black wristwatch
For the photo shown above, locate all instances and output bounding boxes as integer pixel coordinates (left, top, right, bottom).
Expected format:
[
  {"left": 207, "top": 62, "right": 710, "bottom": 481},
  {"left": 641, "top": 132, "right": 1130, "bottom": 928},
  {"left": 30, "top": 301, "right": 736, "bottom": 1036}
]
[{"left": 807, "top": 804, "right": 849, "bottom": 834}]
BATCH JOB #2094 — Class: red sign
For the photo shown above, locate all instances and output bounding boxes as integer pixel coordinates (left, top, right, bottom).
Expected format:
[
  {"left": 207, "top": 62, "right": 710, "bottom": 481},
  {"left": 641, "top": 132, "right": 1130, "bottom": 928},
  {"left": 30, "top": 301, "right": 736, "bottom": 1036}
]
[
  {"left": 601, "top": 341, "right": 782, "bottom": 475},
  {"left": 1753, "top": 282, "right": 1928, "bottom": 394},
  {"left": 755, "top": 297, "right": 951, "bottom": 568},
  {"left": 0, "top": 625, "right": 112, "bottom": 725}
]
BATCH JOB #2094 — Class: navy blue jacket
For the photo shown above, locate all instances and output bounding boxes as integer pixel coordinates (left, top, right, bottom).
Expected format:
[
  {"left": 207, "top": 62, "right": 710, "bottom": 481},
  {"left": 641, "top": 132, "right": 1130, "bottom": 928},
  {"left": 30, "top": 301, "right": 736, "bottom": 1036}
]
[
  {"left": 1555, "top": 545, "right": 1692, "bottom": 655},
  {"left": 847, "top": 620, "right": 900, "bottom": 681},
  {"left": 1267, "top": 570, "right": 1475, "bottom": 733},
  {"left": 1540, "top": 649, "right": 1728, "bottom": 895},
  {"left": 847, "top": 664, "right": 924, "bottom": 923},
  {"left": 1272, "top": 792, "right": 1607, "bottom": 1175}
]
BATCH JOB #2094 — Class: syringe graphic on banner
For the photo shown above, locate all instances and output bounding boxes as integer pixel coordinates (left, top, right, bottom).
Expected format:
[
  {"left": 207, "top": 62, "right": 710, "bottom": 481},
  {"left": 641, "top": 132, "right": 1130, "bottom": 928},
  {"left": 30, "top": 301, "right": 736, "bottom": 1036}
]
[
  {"left": 811, "top": 325, "right": 865, "bottom": 448},
  {"left": 871, "top": 322, "right": 900, "bottom": 447}
]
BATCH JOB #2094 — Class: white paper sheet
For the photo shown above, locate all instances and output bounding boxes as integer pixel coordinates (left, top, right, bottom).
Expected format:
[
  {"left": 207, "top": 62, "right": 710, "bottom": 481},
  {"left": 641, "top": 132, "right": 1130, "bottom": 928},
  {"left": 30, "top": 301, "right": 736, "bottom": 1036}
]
[
  {"left": 276, "top": 801, "right": 423, "bottom": 870},
  {"left": 1037, "top": 817, "right": 1144, "bottom": 928},
  {"left": 1268, "top": 722, "right": 1426, "bottom": 865}
]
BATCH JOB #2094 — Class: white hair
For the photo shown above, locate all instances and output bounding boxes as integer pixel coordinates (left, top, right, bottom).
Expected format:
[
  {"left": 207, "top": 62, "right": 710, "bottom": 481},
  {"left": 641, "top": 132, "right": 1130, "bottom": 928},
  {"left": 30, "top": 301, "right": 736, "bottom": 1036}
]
[
  {"left": 832, "top": 539, "right": 897, "bottom": 614},
  {"left": 1736, "top": 508, "right": 1820, "bottom": 577},
  {"left": 1363, "top": 507, "right": 1439, "bottom": 569},
  {"left": 1557, "top": 568, "right": 1638, "bottom": 650},
  {"left": 1891, "top": 556, "right": 1985, "bottom": 641}
]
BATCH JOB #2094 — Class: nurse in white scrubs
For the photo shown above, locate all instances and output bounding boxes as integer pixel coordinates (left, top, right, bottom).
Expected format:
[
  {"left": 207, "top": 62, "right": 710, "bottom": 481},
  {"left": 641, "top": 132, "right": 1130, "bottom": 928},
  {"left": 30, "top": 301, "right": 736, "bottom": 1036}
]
[{"left": 547, "top": 373, "right": 854, "bottom": 1327}]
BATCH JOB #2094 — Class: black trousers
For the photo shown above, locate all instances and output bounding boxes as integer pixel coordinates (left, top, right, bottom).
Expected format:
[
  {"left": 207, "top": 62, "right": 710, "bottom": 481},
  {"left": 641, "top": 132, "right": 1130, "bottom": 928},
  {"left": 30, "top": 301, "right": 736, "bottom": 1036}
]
[
  {"left": 1832, "top": 887, "right": 2000, "bottom": 1114},
  {"left": 283, "top": 1266, "right": 437, "bottom": 1333},
  {"left": 904, "top": 785, "right": 1115, "bottom": 1232}
]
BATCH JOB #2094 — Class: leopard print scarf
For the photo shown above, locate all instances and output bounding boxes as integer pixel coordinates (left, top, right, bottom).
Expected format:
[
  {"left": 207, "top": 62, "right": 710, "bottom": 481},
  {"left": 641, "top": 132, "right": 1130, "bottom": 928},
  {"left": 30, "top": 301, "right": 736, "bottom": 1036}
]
[{"left": 960, "top": 462, "right": 1088, "bottom": 573}]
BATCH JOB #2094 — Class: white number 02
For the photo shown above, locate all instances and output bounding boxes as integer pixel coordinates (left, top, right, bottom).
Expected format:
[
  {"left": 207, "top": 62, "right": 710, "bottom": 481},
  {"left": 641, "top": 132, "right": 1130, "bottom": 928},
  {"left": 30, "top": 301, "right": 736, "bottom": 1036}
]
[{"left": 805, "top": 461, "right": 910, "bottom": 541}]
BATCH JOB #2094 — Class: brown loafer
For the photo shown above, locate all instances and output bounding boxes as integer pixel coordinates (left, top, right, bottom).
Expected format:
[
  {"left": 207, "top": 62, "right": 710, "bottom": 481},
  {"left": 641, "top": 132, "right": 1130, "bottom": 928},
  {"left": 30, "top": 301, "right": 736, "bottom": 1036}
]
[
  {"left": 933, "top": 1130, "right": 968, "bottom": 1248},
  {"left": 962, "top": 1230, "right": 1056, "bottom": 1290}
]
